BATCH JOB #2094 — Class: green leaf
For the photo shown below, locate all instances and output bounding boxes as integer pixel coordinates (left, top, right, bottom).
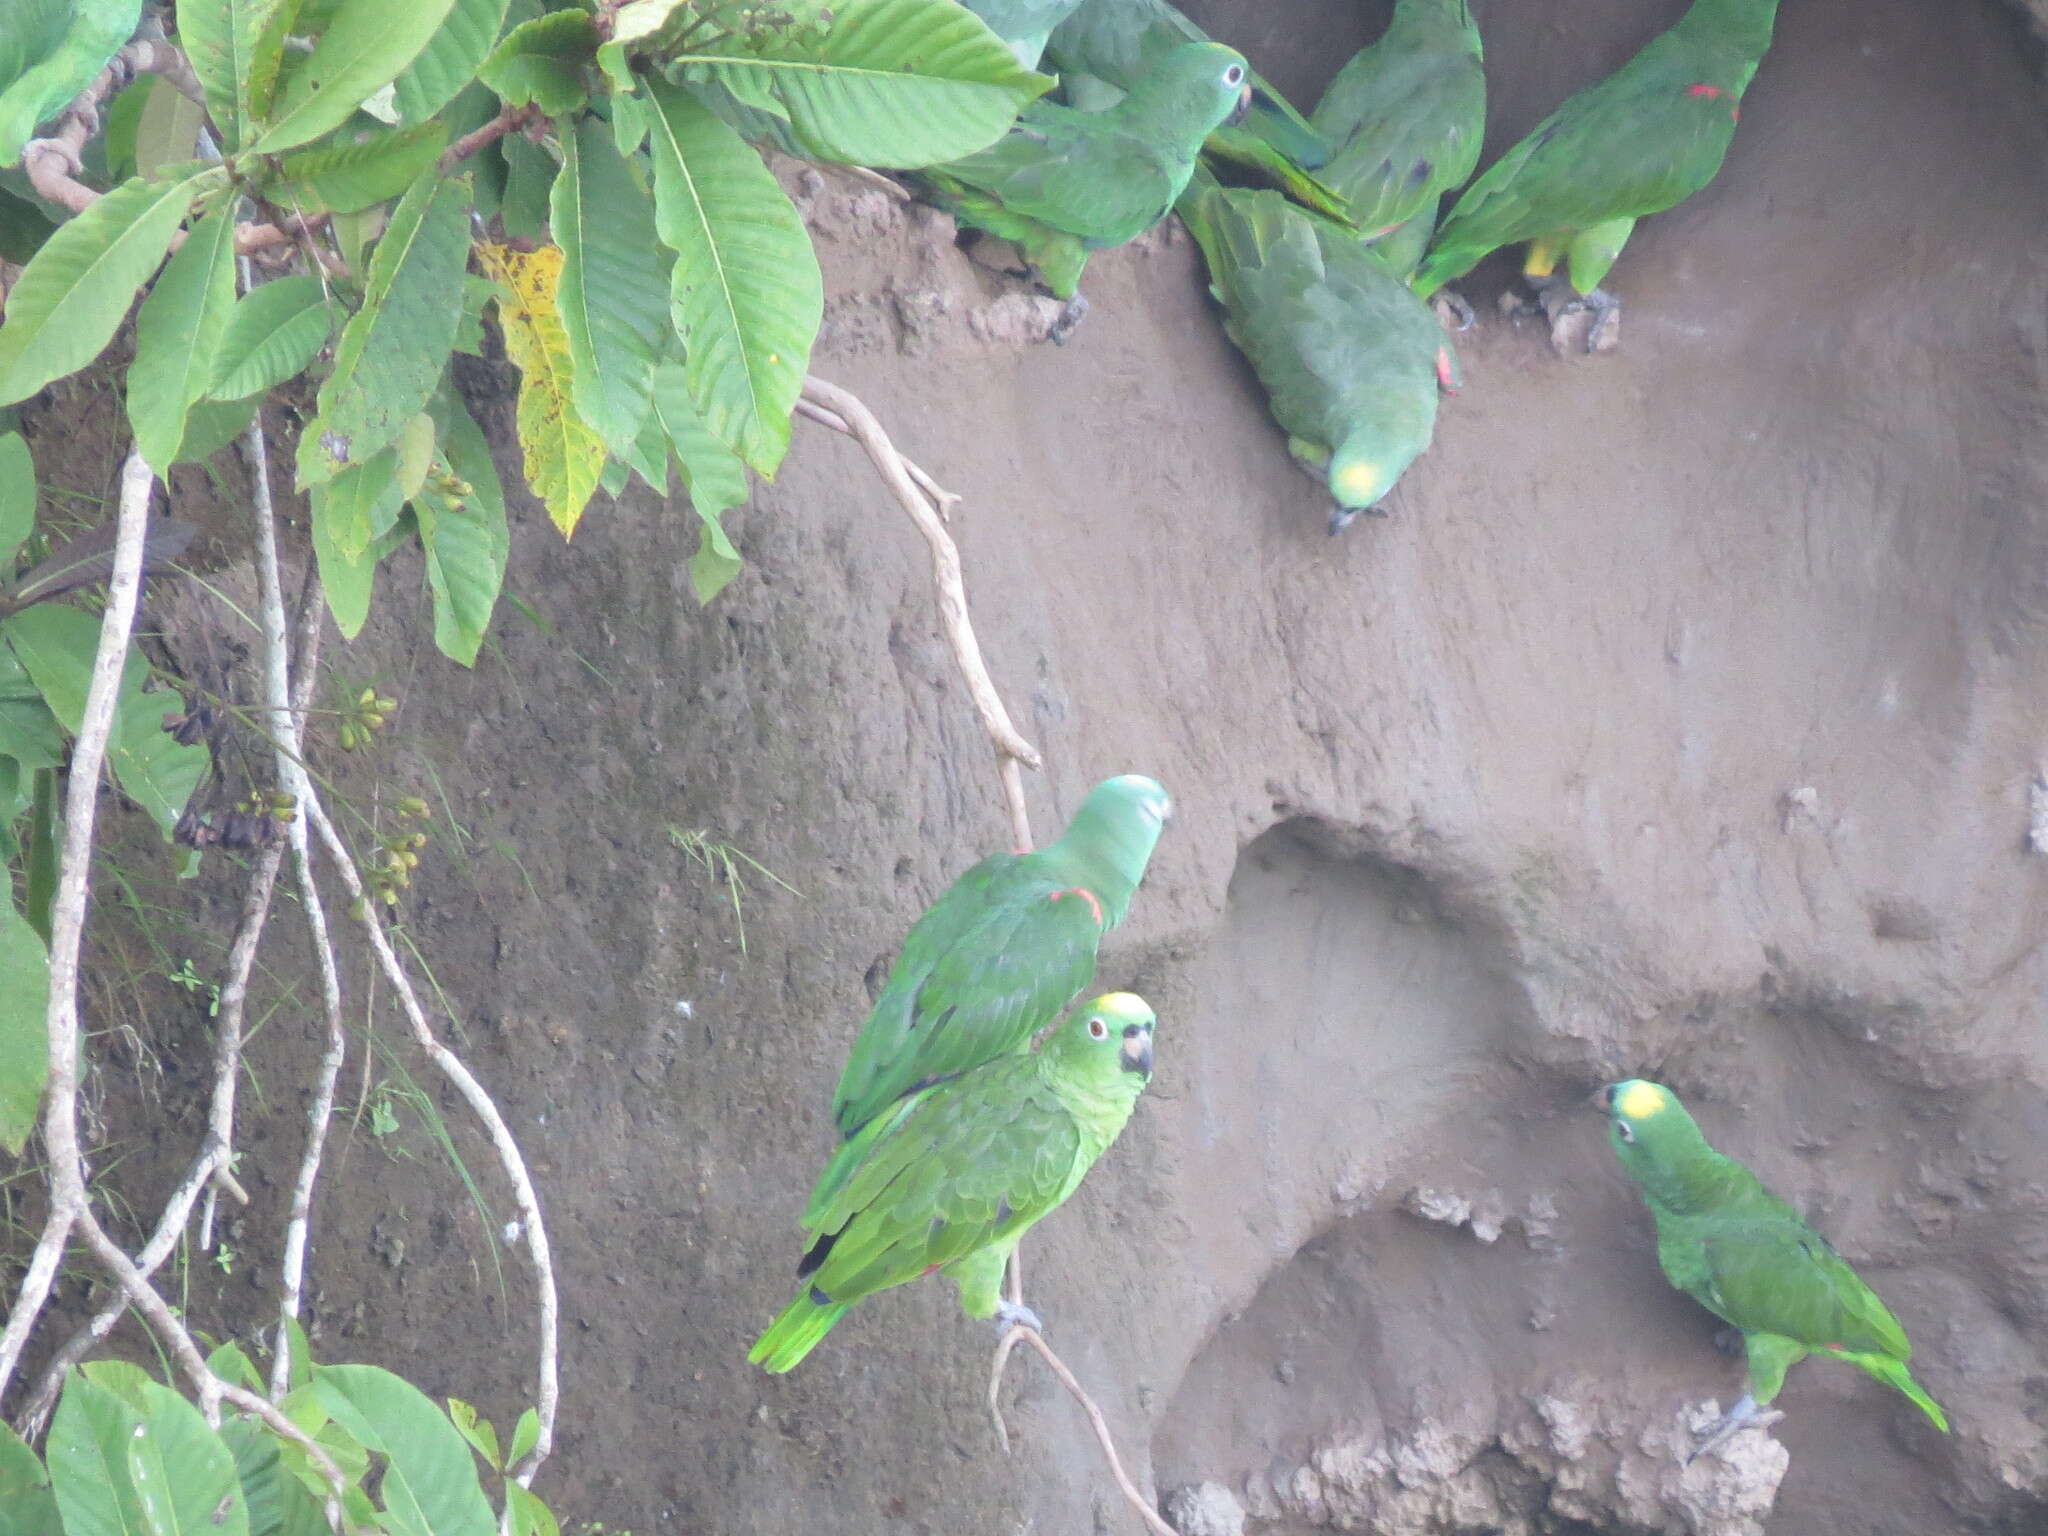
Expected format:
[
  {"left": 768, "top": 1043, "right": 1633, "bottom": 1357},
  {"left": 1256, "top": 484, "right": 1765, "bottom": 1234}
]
[
  {"left": 392, "top": 0, "right": 512, "bottom": 124},
  {"left": 311, "top": 1365, "right": 495, "bottom": 1536},
  {"left": 651, "top": 360, "right": 747, "bottom": 602},
  {"left": 126, "top": 207, "right": 238, "bottom": 470},
  {"left": 210, "top": 275, "right": 331, "bottom": 400},
  {"left": 552, "top": 117, "right": 664, "bottom": 458},
  {"left": 310, "top": 452, "right": 401, "bottom": 636},
  {"left": 505, "top": 1485, "right": 559, "bottom": 1536},
  {"left": 0, "top": 894, "right": 48, "bottom": 1158},
  {"left": 0, "top": 1421, "right": 55, "bottom": 1536},
  {"left": 132, "top": 71, "right": 206, "bottom": 177},
  {"left": 109, "top": 672, "right": 206, "bottom": 840},
  {"left": 478, "top": 11, "right": 594, "bottom": 114},
  {"left": 0, "top": 168, "right": 219, "bottom": 408},
  {"left": 100, "top": 74, "right": 152, "bottom": 180},
  {"left": 2, "top": 602, "right": 100, "bottom": 731},
  {"left": 0, "top": 431, "right": 32, "bottom": 562},
  {"left": 0, "top": 182, "right": 59, "bottom": 265},
  {"left": 249, "top": 0, "right": 461, "bottom": 154},
  {"left": 668, "top": 0, "right": 1048, "bottom": 167},
  {"left": 177, "top": 0, "right": 287, "bottom": 150},
  {"left": 415, "top": 393, "right": 506, "bottom": 665},
  {"left": 282, "top": 1317, "right": 315, "bottom": 1394},
  {"left": 497, "top": 133, "right": 555, "bottom": 244},
  {"left": 298, "top": 168, "right": 470, "bottom": 486},
  {"left": 644, "top": 79, "right": 818, "bottom": 476},
  {"left": 445, "top": 1399, "right": 500, "bottom": 1469},
  {"left": 174, "top": 395, "right": 261, "bottom": 463},
  {"left": 47, "top": 1371, "right": 149, "bottom": 1536},
  {"left": 277, "top": 122, "right": 448, "bottom": 214},
  {"left": 121, "top": 1374, "right": 250, "bottom": 1536},
  {"left": 205, "top": 1341, "right": 265, "bottom": 1393},
  {"left": 505, "top": 1407, "right": 539, "bottom": 1468},
  {"left": 0, "top": 0, "right": 145, "bottom": 166}
]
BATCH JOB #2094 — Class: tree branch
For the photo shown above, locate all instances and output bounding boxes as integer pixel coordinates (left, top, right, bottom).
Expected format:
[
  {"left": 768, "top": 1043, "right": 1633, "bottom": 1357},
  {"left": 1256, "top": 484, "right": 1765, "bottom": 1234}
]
[{"left": 439, "top": 104, "right": 542, "bottom": 174}]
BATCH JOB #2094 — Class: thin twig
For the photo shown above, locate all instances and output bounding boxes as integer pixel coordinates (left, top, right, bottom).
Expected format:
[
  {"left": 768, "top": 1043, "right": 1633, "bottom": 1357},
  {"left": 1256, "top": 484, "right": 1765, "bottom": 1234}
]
[
  {"left": 796, "top": 376, "right": 1038, "bottom": 852},
  {"left": 196, "top": 839, "right": 278, "bottom": 1246},
  {"left": 0, "top": 449, "right": 153, "bottom": 1410},
  {"left": 301, "top": 795, "right": 560, "bottom": 1485},
  {"left": 791, "top": 396, "right": 958, "bottom": 526},
  {"left": 438, "top": 104, "right": 541, "bottom": 174},
  {"left": 994, "top": 1326, "right": 1175, "bottom": 1536}
]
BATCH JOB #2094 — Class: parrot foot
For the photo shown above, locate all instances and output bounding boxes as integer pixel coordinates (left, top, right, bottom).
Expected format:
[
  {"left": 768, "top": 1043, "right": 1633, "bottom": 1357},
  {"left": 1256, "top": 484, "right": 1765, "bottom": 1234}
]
[
  {"left": 1047, "top": 293, "right": 1089, "bottom": 346},
  {"left": 1328, "top": 501, "right": 1389, "bottom": 536},
  {"left": 1683, "top": 1394, "right": 1785, "bottom": 1467},
  {"left": 1431, "top": 290, "right": 1476, "bottom": 333},
  {"left": 992, "top": 1299, "right": 1045, "bottom": 1336},
  {"left": 1532, "top": 278, "right": 1621, "bottom": 356}
]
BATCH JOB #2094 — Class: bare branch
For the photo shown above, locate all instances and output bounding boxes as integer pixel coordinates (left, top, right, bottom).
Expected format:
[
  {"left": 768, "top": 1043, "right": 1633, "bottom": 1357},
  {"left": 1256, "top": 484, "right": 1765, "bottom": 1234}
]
[
  {"left": 796, "top": 376, "right": 1039, "bottom": 852},
  {"left": 994, "top": 1327, "right": 1175, "bottom": 1536},
  {"left": 197, "top": 838, "right": 280, "bottom": 1246},
  {"left": 440, "top": 104, "right": 542, "bottom": 174},
  {"left": 301, "top": 795, "right": 561, "bottom": 1484},
  {"left": 0, "top": 448, "right": 153, "bottom": 1409}
]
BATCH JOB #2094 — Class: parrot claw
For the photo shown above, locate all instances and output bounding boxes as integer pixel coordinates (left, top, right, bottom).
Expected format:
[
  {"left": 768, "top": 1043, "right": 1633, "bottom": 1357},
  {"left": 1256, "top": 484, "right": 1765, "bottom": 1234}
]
[
  {"left": 1047, "top": 294, "right": 1089, "bottom": 346},
  {"left": 992, "top": 1299, "right": 1044, "bottom": 1336},
  {"left": 1431, "top": 291, "right": 1476, "bottom": 333},
  {"left": 1683, "top": 1394, "right": 1784, "bottom": 1467}
]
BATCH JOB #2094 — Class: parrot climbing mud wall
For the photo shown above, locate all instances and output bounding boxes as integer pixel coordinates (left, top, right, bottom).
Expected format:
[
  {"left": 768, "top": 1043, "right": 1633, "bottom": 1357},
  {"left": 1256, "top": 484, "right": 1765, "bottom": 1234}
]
[
  {"left": 751, "top": 993, "right": 1158, "bottom": 1372},
  {"left": 1600, "top": 1079, "right": 1950, "bottom": 1463}
]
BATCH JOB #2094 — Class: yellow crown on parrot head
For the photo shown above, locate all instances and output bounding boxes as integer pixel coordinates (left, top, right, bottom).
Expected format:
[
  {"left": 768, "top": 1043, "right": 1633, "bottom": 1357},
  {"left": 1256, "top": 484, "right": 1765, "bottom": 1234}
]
[
  {"left": 1615, "top": 1080, "right": 1668, "bottom": 1120},
  {"left": 1095, "top": 992, "right": 1147, "bottom": 1016}
]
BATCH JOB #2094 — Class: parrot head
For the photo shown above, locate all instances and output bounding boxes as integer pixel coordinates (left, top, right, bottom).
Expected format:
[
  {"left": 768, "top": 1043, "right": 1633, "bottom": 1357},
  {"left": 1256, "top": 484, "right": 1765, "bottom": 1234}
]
[
  {"left": 1058, "top": 775, "right": 1173, "bottom": 914},
  {"left": 1125, "top": 42, "right": 1253, "bottom": 140},
  {"left": 1048, "top": 992, "right": 1156, "bottom": 1081},
  {"left": 1599, "top": 1078, "right": 1713, "bottom": 1179},
  {"left": 1325, "top": 404, "right": 1435, "bottom": 534}
]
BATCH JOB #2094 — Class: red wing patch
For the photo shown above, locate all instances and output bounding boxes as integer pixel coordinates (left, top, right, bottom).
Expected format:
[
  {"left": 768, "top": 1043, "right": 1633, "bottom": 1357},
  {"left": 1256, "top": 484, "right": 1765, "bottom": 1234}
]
[
  {"left": 1686, "top": 83, "right": 1726, "bottom": 99},
  {"left": 1050, "top": 887, "right": 1105, "bottom": 926}
]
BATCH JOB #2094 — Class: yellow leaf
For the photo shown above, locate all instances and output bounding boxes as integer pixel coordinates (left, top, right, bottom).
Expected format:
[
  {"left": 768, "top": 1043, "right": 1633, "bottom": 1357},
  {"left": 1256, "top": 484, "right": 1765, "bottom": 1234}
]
[{"left": 475, "top": 242, "right": 606, "bottom": 536}]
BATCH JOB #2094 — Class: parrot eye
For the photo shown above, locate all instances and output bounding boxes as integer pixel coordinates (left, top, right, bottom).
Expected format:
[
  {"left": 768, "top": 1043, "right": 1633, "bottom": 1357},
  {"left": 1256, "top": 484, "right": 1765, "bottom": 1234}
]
[
  {"left": 1615, "top": 1121, "right": 1637, "bottom": 1144},
  {"left": 1088, "top": 1016, "right": 1109, "bottom": 1040},
  {"left": 1222, "top": 64, "right": 1245, "bottom": 87}
]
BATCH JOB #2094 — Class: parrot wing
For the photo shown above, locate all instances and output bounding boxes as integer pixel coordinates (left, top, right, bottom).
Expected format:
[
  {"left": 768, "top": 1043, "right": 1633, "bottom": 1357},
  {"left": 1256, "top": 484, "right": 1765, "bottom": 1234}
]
[
  {"left": 829, "top": 864, "right": 1106, "bottom": 1136},
  {"left": 1674, "top": 1207, "right": 1916, "bottom": 1363},
  {"left": 1312, "top": 22, "right": 1486, "bottom": 237},
  {"left": 934, "top": 108, "right": 1186, "bottom": 245},
  {"left": 802, "top": 1064, "right": 1083, "bottom": 1306}
]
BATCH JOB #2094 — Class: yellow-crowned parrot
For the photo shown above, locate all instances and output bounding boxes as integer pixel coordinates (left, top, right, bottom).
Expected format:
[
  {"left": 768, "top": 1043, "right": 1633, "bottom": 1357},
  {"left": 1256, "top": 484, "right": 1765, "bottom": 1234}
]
[{"left": 751, "top": 993, "right": 1157, "bottom": 1370}]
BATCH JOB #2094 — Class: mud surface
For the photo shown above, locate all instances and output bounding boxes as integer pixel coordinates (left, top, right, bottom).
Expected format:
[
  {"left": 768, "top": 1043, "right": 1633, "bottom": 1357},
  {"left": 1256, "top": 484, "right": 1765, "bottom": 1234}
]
[{"left": 21, "top": 0, "right": 2048, "bottom": 1532}]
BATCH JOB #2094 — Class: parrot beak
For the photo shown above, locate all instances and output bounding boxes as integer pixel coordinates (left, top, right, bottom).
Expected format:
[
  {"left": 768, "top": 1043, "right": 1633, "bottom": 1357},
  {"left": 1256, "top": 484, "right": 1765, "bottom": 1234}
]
[
  {"left": 1226, "top": 83, "right": 1253, "bottom": 128},
  {"left": 1591, "top": 1083, "right": 1620, "bottom": 1114},
  {"left": 1119, "top": 1025, "right": 1154, "bottom": 1076},
  {"left": 1328, "top": 504, "right": 1361, "bottom": 537}
]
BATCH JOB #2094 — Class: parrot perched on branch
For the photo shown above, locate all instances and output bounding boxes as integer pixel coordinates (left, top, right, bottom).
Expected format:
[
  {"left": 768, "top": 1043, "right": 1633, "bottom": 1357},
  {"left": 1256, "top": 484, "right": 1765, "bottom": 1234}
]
[
  {"left": 914, "top": 41, "right": 1251, "bottom": 339},
  {"left": 1310, "top": 0, "right": 1485, "bottom": 281},
  {"left": 1600, "top": 1079, "right": 1950, "bottom": 1463},
  {"left": 1043, "top": 0, "right": 1346, "bottom": 218},
  {"left": 751, "top": 992, "right": 1158, "bottom": 1372},
  {"left": 1177, "top": 172, "right": 1454, "bottom": 534},
  {"left": 808, "top": 773, "right": 1170, "bottom": 1219},
  {"left": 1411, "top": 0, "right": 1779, "bottom": 351}
]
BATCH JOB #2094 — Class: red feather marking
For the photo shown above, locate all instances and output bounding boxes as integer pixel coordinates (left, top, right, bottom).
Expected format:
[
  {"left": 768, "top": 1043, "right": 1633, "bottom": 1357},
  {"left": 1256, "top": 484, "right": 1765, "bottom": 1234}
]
[
  {"left": 1686, "top": 83, "right": 1726, "bottom": 100},
  {"left": 1050, "top": 887, "right": 1105, "bottom": 926},
  {"left": 921, "top": 1263, "right": 943, "bottom": 1277}
]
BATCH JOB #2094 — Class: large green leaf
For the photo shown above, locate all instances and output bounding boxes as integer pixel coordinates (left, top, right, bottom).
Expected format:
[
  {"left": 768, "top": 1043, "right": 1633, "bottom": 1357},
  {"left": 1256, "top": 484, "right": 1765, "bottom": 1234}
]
[
  {"left": 2, "top": 601, "right": 99, "bottom": 731},
  {"left": 249, "top": 0, "right": 460, "bottom": 154},
  {"left": 126, "top": 206, "right": 238, "bottom": 471},
  {"left": 0, "top": 0, "right": 145, "bottom": 166},
  {"left": 119, "top": 1373, "right": 250, "bottom": 1536},
  {"left": 651, "top": 359, "right": 747, "bottom": 603},
  {"left": 174, "top": 394, "right": 261, "bottom": 463},
  {"left": 297, "top": 167, "right": 470, "bottom": 487},
  {"left": 644, "top": 80, "right": 818, "bottom": 476},
  {"left": 552, "top": 117, "right": 664, "bottom": 457},
  {"left": 310, "top": 450, "right": 402, "bottom": 635},
  {"left": 132, "top": 70, "right": 206, "bottom": 176},
  {"left": 664, "top": 0, "right": 1047, "bottom": 167},
  {"left": 0, "top": 642, "right": 65, "bottom": 773},
  {"left": 277, "top": 121, "right": 448, "bottom": 214},
  {"left": 176, "top": 0, "right": 286, "bottom": 150},
  {"left": 210, "top": 275, "right": 332, "bottom": 400},
  {"left": 0, "top": 1421, "right": 55, "bottom": 1536},
  {"left": 311, "top": 1366, "right": 495, "bottom": 1536},
  {"left": 415, "top": 392, "right": 507, "bottom": 665},
  {"left": 0, "top": 167, "right": 220, "bottom": 408},
  {"left": 0, "top": 180, "right": 59, "bottom": 264},
  {"left": 0, "top": 431, "right": 32, "bottom": 560},
  {"left": 391, "top": 0, "right": 510, "bottom": 123},
  {"left": 217, "top": 1418, "right": 330, "bottom": 1536},
  {"left": 478, "top": 11, "right": 594, "bottom": 114},
  {"left": 0, "top": 892, "right": 48, "bottom": 1157},
  {"left": 47, "top": 1372, "right": 149, "bottom": 1536},
  {"left": 109, "top": 673, "right": 206, "bottom": 840}
]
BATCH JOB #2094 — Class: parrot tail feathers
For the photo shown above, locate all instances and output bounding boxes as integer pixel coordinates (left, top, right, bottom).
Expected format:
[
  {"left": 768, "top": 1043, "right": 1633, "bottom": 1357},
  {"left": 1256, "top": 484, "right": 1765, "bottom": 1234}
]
[
  {"left": 748, "top": 1291, "right": 851, "bottom": 1374},
  {"left": 1854, "top": 1352, "right": 1950, "bottom": 1432}
]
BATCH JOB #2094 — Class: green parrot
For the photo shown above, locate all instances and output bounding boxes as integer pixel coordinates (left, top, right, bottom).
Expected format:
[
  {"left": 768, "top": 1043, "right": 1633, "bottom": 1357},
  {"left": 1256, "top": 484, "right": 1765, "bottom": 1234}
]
[
  {"left": 915, "top": 41, "right": 1250, "bottom": 338},
  {"left": 0, "top": 0, "right": 144, "bottom": 167},
  {"left": 958, "top": 0, "right": 1087, "bottom": 68},
  {"left": 1178, "top": 172, "right": 1454, "bottom": 534},
  {"left": 809, "top": 773, "right": 1170, "bottom": 1218},
  {"left": 1310, "top": 0, "right": 1485, "bottom": 281},
  {"left": 1601, "top": 1079, "right": 1950, "bottom": 1462},
  {"left": 751, "top": 992, "right": 1157, "bottom": 1371},
  {"left": 1411, "top": 0, "right": 1779, "bottom": 350}
]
